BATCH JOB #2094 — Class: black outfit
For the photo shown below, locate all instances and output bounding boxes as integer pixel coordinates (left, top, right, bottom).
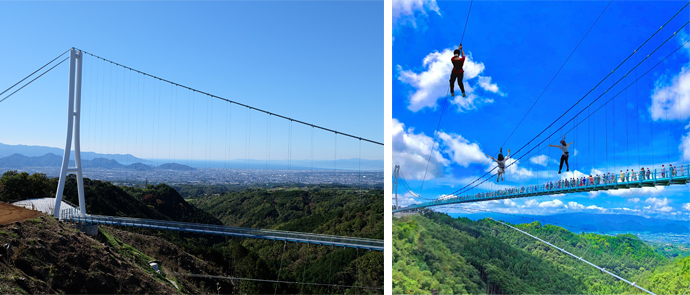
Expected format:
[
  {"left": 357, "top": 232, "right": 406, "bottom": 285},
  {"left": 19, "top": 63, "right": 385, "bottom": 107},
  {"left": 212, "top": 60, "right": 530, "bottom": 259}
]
[
  {"left": 559, "top": 153, "right": 570, "bottom": 172},
  {"left": 450, "top": 56, "right": 466, "bottom": 95}
]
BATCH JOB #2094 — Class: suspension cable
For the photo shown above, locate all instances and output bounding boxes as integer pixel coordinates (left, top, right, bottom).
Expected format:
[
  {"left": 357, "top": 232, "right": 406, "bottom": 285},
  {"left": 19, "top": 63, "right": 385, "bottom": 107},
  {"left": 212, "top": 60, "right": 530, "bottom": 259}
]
[
  {"left": 0, "top": 48, "right": 70, "bottom": 97},
  {"left": 77, "top": 49, "right": 382, "bottom": 146},
  {"left": 0, "top": 56, "right": 69, "bottom": 105}
]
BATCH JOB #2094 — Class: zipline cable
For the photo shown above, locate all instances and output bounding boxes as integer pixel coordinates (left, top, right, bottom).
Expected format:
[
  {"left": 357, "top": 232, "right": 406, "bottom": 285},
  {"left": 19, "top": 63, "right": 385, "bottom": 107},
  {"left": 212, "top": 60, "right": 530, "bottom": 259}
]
[
  {"left": 170, "top": 272, "right": 382, "bottom": 290},
  {"left": 418, "top": 91, "right": 450, "bottom": 198},
  {"left": 448, "top": 20, "right": 690, "bottom": 198},
  {"left": 460, "top": 0, "right": 474, "bottom": 44},
  {"left": 499, "top": 0, "right": 612, "bottom": 150},
  {"left": 491, "top": 218, "right": 656, "bottom": 295},
  {"left": 452, "top": 3, "right": 690, "bottom": 195},
  {"left": 396, "top": 38, "right": 690, "bottom": 206}
]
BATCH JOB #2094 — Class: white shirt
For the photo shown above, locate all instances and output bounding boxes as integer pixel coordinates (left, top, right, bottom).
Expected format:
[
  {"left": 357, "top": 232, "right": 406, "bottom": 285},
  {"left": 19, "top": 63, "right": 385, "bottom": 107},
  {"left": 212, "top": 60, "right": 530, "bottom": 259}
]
[
  {"left": 497, "top": 159, "right": 507, "bottom": 169},
  {"left": 557, "top": 143, "right": 571, "bottom": 154}
]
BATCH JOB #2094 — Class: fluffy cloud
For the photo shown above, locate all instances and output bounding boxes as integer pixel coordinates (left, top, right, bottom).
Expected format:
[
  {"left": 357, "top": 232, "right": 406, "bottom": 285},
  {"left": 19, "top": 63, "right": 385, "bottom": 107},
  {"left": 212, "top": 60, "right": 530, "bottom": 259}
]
[
  {"left": 437, "top": 132, "right": 487, "bottom": 167},
  {"left": 392, "top": 118, "right": 449, "bottom": 180},
  {"left": 397, "top": 49, "right": 503, "bottom": 112},
  {"left": 683, "top": 203, "right": 690, "bottom": 211},
  {"left": 649, "top": 66, "right": 690, "bottom": 122},
  {"left": 525, "top": 199, "right": 539, "bottom": 207},
  {"left": 645, "top": 197, "right": 673, "bottom": 213},
  {"left": 392, "top": 0, "right": 440, "bottom": 28},
  {"left": 629, "top": 198, "right": 640, "bottom": 203},
  {"left": 567, "top": 201, "right": 585, "bottom": 210},
  {"left": 681, "top": 127, "right": 690, "bottom": 161},
  {"left": 586, "top": 205, "right": 606, "bottom": 212},
  {"left": 539, "top": 199, "right": 564, "bottom": 208},
  {"left": 477, "top": 76, "right": 504, "bottom": 95},
  {"left": 530, "top": 154, "right": 557, "bottom": 166}
]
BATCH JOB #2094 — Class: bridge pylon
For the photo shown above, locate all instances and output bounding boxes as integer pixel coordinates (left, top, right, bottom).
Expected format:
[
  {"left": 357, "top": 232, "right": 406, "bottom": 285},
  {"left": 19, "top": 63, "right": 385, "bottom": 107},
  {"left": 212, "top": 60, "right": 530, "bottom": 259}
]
[{"left": 53, "top": 48, "right": 86, "bottom": 218}]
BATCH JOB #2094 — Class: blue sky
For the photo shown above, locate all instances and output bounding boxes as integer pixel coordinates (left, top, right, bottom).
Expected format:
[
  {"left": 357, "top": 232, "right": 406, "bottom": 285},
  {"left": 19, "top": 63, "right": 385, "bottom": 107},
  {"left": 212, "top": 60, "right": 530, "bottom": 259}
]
[
  {"left": 0, "top": 1, "right": 382, "bottom": 163},
  {"left": 393, "top": 0, "right": 690, "bottom": 220}
]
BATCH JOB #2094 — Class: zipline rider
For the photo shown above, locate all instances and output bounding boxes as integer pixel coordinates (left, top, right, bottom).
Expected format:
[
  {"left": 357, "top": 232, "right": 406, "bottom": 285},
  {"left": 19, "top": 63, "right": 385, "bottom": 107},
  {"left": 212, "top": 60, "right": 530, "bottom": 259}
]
[{"left": 450, "top": 44, "right": 467, "bottom": 98}]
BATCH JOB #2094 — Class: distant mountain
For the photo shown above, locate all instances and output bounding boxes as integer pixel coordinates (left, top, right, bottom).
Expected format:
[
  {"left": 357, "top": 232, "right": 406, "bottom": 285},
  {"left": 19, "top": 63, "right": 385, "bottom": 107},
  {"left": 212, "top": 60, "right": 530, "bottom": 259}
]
[
  {"left": 450, "top": 212, "right": 690, "bottom": 234},
  {"left": 0, "top": 153, "right": 63, "bottom": 167},
  {"left": 157, "top": 163, "right": 196, "bottom": 171},
  {"left": 0, "top": 143, "right": 145, "bottom": 162},
  {"left": 0, "top": 153, "right": 194, "bottom": 171}
]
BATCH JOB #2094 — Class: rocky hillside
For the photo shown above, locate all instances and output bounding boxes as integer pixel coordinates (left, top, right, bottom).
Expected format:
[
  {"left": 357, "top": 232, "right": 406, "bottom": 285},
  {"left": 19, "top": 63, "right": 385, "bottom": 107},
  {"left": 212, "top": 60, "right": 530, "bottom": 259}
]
[{"left": 0, "top": 214, "right": 222, "bottom": 294}]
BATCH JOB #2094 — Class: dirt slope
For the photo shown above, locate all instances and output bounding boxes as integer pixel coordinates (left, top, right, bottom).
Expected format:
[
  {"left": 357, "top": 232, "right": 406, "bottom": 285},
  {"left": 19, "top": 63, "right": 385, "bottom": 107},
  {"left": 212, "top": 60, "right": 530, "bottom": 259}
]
[{"left": 0, "top": 203, "right": 41, "bottom": 225}]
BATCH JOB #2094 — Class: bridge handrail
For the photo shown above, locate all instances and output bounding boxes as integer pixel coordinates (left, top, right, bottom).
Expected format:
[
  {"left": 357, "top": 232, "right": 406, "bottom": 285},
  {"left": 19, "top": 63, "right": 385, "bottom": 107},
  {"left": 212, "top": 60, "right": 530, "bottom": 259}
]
[
  {"left": 60, "top": 211, "right": 383, "bottom": 247},
  {"left": 395, "top": 164, "right": 689, "bottom": 212}
]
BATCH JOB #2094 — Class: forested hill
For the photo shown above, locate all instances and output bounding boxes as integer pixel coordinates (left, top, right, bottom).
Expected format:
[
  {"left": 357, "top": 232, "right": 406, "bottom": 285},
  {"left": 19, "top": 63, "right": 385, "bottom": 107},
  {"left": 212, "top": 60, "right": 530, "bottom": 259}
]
[
  {"left": 393, "top": 211, "right": 689, "bottom": 295},
  {"left": 190, "top": 187, "right": 383, "bottom": 239}
]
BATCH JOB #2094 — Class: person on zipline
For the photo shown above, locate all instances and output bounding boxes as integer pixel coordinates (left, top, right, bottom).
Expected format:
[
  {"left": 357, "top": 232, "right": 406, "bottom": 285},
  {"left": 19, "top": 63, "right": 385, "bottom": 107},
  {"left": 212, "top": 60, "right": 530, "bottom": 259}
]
[
  {"left": 486, "top": 148, "right": 510, "bottom": 183},
  {"left": 549, "top": 139, "right": 573, "bottom": 174},
  {"left": 450, "top": 44, "right": 467, "bottom": 98}
]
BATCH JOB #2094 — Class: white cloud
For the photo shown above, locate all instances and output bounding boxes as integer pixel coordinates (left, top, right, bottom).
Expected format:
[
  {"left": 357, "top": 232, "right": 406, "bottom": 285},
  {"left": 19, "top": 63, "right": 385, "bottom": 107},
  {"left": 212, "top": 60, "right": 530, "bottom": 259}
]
[
  {"left": 539, "top": 199, "right": 564, "bottom": 208},
  {"left": 392, "top": 0, "right": 440, "bottom": 28},
  {"left": 529, "top": 154, "right": 556, "bottom": 166},
  {"left": 396, "top": 192, "right": 422, "bottom": 207},
  {"left": 568, "top": 201, "right": 585, "bottom": 210},
  {"left": 586, "top": 205, "right": 606, "bottom": 212},
  {"left": 525, "top": 199, "right": 539, "bottom": 207},
  {"left": 645, "top": 197, "right": 674, "bottom": 213},
  {"left": 392, "top": 118, "right": 449, "bottom": 180},
  {"left": 650, "top": 65, "right": 690, "bottom": 122},
  {"left": 438, "top": 131, "right": 487, "bottom": 167},
  {"left": 683, "top": 203, "right": 690, "bottom": 211},
  {"left": 503, "top": 199, "right": 516, "bottom": 207},
  {"left": 629, "top": 198, "right": 640, "bottom": 204},
  {"left": 477, "top": 75, "right": 504, "bottom": 95},
  {"left": 397, "top": 49, "right": 503, "bottom": 112},
  {"left": 681, "top": 128, "right": 690, "bottom": 161},
  {"left": 573, "top": 149, "right": 579, "bottom": 157}
]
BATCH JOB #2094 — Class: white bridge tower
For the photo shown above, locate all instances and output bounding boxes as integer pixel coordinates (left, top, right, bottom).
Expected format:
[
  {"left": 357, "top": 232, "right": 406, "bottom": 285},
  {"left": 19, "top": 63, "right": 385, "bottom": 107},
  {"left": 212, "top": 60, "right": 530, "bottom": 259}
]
[{"left": 53, "top": 48, "right": 86, "bottom": 218}]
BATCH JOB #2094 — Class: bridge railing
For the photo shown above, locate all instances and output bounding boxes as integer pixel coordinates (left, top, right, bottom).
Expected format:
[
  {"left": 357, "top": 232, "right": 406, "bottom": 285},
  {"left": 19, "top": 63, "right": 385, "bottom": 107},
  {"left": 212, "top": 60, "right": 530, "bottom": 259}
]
[
  {"left": 60, "top": 210, "right": 383, "bottom": 250},
  {"left": 397, "top": 164, "right": 690, "bottom": 212}
]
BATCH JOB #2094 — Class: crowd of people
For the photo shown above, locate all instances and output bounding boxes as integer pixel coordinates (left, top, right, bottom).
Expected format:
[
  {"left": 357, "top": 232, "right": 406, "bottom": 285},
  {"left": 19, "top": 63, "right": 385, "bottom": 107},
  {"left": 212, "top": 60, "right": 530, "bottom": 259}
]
[{"left": 448, "top": 164, "right": 688, "bottom": 203}]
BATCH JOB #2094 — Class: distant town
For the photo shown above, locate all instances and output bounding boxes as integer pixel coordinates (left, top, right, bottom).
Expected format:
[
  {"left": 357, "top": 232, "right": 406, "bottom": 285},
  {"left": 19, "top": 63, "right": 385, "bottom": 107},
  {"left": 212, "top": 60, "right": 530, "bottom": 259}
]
[{"left": 3, "top": 166, "right": 383, "bottom": 187}]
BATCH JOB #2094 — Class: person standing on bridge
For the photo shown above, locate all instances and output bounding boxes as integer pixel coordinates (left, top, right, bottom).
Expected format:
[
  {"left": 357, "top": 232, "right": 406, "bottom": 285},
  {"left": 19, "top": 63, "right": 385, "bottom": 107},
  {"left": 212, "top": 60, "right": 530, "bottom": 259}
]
[
  {"left": 549, "top": 140, "right": 572, "bottom": 174},
  {"left": 486, "top": 148, "right": 510, "bottom": 183},
  {"left": 450, "top": 44, "right": 467, "bottom": 98}
]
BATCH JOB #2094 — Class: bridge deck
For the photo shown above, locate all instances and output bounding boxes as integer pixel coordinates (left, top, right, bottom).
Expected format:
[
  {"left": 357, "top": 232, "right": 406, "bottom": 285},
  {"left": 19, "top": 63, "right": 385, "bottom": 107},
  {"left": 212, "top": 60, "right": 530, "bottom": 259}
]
[
  {"left": 394, "top": 171, "right": 690, "bottom": 213},
  {"left": 61, "top": 210, "right": 383, "bottom": 251}
]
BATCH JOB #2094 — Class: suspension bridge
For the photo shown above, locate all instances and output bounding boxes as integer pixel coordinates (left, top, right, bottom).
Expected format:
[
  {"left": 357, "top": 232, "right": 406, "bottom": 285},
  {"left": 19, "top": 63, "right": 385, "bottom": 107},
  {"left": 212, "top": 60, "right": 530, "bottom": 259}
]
[
  {"left": 394, "top": 2, "right": 690, "bottom": 295},
  {"left": 1, "top": 48, "right": 383, "bottom": 246}
]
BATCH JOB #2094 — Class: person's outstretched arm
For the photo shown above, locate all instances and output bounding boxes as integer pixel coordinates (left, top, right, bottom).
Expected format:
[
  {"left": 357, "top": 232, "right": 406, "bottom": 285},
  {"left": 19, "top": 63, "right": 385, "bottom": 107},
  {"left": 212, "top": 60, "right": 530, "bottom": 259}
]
[
  {"left": 506, "top": 149, "right": 511, "bottom": 159},
  {"left": 486, "top": 154, "right": 496, "bottom": 162},
  {"left": 548, "top": 144, "right": 558, "bottom": 147}
]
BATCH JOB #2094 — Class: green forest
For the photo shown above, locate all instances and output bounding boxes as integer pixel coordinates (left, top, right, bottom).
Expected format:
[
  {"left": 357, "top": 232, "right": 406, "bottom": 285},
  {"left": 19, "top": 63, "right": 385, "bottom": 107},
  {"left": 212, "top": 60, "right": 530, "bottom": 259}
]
[
  {"left": 393, "top": 210, "right": 689, "bottom": 295},
  {"left": 0, "top": 171, "right": 383, "bottom": 294}
]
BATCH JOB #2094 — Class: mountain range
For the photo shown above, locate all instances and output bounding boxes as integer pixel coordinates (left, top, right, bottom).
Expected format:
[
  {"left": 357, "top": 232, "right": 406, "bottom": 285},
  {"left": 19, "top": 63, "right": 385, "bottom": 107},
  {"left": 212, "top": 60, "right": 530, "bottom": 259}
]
[{"left": 0, "top": 153, "right": 195, "bottom": 171}]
